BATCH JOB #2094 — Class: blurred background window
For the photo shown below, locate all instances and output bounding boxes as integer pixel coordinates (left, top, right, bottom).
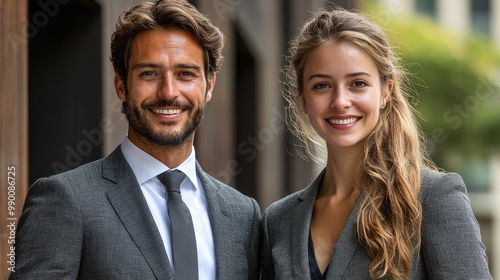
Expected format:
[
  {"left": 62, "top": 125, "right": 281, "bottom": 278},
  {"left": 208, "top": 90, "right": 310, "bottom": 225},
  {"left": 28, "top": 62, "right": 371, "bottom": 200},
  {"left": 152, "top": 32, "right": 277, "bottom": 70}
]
[
  {"left": 416, "top": 0, "right": 437, "bottom": 19},
  {"left": 471, "top": 0, "right": 491, "bottom": 36}
]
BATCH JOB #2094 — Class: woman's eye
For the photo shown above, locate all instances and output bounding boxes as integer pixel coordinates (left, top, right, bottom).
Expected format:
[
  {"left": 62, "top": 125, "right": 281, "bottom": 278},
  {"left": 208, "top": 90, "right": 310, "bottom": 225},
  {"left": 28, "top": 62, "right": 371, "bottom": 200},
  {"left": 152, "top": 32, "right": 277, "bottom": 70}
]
[
  {"left": 352, "top": 80, "right": 367, "bottom": 87},
  {"left": 313, "top": 83, "right": 330, "bottom": 90}
]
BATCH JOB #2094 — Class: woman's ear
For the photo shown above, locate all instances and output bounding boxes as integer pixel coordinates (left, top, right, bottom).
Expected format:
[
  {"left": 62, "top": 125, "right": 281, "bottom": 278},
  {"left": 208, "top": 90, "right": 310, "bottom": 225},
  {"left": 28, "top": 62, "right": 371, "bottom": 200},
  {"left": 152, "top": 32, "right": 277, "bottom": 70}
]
[
  {"left": 301, "top": 94, "right": 307, "bottom": 115},
  {"left": 382, "top": 79, "right": 393, "bottom": 107}
]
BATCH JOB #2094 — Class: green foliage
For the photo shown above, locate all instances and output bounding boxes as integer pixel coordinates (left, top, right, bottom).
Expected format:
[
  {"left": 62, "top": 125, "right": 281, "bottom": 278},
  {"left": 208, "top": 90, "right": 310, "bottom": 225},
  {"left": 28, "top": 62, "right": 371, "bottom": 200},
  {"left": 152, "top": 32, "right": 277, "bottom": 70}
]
[
  {"left": 367, "top": 9, "right": 500, "bottom": 171},
  {"left": 354, "top": 3, "right": 500, "bottom": 190}
]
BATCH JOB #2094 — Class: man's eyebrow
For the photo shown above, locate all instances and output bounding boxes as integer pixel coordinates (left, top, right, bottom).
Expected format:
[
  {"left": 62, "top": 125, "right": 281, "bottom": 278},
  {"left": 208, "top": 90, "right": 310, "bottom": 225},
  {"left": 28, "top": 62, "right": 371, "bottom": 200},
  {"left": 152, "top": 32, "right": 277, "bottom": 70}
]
[
  {"left": 176, "top": 63, "right": 203, "bottom": 72},
  {"left": 131, "top": 63, "right": 162, "bottom": 71},
  {"left": 130, "top": 63, "right": 202, "bottom": 72}
]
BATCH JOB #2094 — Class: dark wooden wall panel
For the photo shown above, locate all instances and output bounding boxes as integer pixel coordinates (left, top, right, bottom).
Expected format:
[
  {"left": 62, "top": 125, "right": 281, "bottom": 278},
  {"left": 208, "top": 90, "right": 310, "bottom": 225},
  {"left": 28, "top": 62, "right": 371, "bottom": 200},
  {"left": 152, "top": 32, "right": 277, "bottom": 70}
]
[{"left": 0, "top": 0, "right": 28, "bottom": 278}]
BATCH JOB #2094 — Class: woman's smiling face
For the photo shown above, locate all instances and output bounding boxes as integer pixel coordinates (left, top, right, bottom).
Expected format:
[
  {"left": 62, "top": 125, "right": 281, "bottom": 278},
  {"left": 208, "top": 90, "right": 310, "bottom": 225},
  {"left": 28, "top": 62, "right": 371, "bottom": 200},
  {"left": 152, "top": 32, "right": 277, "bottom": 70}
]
[{"left": 301, "top": 40, "right": 391, "bottom": 151}]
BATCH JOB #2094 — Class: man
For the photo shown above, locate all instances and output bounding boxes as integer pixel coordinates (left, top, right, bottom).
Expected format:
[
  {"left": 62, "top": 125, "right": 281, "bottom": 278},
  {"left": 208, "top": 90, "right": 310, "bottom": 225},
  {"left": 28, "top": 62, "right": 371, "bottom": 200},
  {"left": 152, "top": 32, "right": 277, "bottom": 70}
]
[{"left": 10, "top": 1, "right": 260, "bottom": 279}]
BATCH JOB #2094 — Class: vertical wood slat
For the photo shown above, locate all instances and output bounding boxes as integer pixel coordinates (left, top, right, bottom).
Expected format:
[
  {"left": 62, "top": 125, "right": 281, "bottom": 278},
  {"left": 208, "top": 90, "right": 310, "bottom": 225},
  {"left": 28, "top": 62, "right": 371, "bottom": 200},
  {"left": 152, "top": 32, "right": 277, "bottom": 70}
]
[{"left": 0, "top": 0, "right": 28, "bottom": 279}]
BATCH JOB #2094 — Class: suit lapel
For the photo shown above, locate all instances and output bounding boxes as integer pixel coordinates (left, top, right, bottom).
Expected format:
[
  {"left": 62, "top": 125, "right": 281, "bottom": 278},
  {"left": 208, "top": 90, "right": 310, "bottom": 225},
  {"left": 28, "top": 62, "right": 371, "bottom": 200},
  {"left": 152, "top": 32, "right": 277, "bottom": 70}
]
[
  {"left": 295, "top": 169, "right": 361, "bottom": 278},
  {"left": 103, "top": 147, "right": 173, "bottom": 280},
  {"left": 195, "top": 162, "right": 233, "bottom": 278},
  {"left": 292, "top": 170, "right": 324, "bottom": 277},
  {"left": 326, "top": 196, "right": 361, "bottom": 278}
]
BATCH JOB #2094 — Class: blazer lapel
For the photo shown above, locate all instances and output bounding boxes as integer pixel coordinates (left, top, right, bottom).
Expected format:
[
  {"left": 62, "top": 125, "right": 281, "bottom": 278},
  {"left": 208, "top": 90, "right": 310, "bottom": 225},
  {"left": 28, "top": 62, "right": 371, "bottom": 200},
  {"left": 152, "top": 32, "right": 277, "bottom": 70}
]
[
  {"left": 103, "top": 147, "right": 173, "bottom": 280},
  {"left": 294, "top": 169, "right": 361, "bottom": 278},
  {"left": 326, "top": 196, "right": 361, "bottom": 278},
  {"left": 195, "top": 162, "right": 233, "bottom": 277},
  {"left": 292, "top": 170, "right": 324, "bottom": 278}
]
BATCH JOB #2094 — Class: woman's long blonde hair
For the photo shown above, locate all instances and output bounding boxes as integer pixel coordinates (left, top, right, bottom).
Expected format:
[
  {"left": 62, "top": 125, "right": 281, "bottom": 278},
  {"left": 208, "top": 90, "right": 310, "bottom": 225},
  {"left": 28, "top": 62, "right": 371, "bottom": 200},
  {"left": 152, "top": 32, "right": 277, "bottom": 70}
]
[{"left": 283, "top": 9, "right": 434, "bottom": 279}]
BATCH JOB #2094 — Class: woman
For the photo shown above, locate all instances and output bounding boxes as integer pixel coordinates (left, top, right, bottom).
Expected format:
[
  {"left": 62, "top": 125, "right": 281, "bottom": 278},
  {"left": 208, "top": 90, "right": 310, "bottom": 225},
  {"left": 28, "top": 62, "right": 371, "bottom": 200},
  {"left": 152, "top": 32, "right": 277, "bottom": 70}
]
[{"left": 260, "top": 8, "right": 492, "bottom": 280}]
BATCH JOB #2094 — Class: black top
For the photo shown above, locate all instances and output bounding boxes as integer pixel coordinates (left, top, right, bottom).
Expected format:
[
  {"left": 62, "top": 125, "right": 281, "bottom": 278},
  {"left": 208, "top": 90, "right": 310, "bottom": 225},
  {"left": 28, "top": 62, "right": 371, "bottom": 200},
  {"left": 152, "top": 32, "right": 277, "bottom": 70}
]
[{"left": 308, "top": 232, "right": 328, "bottom": 280}]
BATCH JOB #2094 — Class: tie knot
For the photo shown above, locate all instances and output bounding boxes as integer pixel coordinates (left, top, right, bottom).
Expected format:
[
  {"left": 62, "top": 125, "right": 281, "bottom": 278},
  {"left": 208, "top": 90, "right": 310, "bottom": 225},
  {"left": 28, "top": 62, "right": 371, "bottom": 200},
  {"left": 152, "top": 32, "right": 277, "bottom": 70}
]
[{"left": 158, "top": 170, "right": 186, "bottom": 193}]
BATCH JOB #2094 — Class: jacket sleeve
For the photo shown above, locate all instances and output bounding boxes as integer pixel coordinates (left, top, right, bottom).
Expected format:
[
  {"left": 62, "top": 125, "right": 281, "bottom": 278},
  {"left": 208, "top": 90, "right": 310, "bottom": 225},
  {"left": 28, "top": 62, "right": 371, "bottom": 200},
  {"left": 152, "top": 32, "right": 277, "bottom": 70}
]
[
  {"left": 420, "top": 171, "right": 492, "bottom": 280},
  {"left": 9, "top": 177, "right": 83, "bottom": 280}
]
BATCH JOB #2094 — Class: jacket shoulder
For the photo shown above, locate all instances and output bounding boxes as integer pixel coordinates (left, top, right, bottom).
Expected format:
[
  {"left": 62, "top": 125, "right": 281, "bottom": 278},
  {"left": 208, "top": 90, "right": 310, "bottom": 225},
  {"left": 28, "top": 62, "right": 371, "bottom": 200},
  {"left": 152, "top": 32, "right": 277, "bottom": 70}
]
[
  {"left": 198, "top": 167, "right": 259, "bottom": 211},
  {"left": 420, "top": 168, "right": 467, "bottom": 202},
  {"left": 30, "top": 146, "right": 126, "bottom": 192},
  {"left": 262, "top": 187, "right": 310, "bottom": 225},
  {"left": 34, "top": 158, "right": 105, "bottom": 186}
]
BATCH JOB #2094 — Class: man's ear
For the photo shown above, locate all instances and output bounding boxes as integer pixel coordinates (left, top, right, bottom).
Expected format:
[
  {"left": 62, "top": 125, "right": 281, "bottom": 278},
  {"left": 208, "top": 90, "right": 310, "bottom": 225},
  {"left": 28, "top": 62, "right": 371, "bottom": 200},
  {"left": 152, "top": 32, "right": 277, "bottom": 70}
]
[
  {"left": 114, "top": 73, "right": 126, "bottom": 101},
  {"left": 205, "top": 73, "right": 216, "bottom": 103}
]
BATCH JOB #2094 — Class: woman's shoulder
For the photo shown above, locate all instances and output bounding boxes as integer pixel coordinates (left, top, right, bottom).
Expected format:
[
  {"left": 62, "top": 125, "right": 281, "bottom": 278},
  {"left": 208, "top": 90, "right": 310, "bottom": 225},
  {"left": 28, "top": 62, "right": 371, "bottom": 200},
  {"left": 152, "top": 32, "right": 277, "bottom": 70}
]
[
  {"left": 419, "top": 168, "right": 471, "bottom": 214},
  {"left": 418, "top": 171, "right": 491, "bottom": 279},
  {"left": 263, "top": 170, "right": 324, "bottom": 219},
  {"left": 263, "top": 187, "right": 310, "bottom": 218},
  {"left": 420, "top": 168, "right": 467, "bottom": 198},
  {"left": 421, "top": 168, "right": 465, "bottom": 187}
]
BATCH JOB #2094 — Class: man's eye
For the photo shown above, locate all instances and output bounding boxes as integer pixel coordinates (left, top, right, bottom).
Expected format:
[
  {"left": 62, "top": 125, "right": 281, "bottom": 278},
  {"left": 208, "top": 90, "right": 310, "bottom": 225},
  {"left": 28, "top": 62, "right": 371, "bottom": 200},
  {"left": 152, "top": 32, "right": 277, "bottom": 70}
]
[
  {"left": 140, "top": 71, "right": 156, "bottom": 77},
  {"left": 179, "top": 71, "right": 195, "bottom": 77}
]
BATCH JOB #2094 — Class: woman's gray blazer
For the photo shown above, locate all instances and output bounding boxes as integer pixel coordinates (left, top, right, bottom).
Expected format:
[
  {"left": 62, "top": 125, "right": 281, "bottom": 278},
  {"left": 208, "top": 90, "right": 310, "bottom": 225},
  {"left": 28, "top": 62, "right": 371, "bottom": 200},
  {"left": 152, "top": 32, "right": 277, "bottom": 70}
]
[{"left": 260, "top": 168, "right": 492, "bottom": 279}]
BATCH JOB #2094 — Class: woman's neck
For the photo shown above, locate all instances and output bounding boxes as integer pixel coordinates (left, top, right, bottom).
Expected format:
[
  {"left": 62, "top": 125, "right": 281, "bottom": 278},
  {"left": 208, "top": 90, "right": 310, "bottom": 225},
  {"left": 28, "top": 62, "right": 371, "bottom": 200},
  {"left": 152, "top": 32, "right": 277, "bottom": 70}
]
[{"left": 321, "top": 145, "right": 363, "bottom": 199}]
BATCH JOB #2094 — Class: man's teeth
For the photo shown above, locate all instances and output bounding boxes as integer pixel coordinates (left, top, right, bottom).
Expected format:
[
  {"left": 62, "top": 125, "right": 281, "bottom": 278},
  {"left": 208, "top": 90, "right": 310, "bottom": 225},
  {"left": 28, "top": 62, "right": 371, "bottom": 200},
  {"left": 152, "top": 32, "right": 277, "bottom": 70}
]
[
  {"left": 329, "top": 117, "right": 358, "bottom": 125},
  {"left": 153, "top": 109, "right": 182, "bottom": 115}
]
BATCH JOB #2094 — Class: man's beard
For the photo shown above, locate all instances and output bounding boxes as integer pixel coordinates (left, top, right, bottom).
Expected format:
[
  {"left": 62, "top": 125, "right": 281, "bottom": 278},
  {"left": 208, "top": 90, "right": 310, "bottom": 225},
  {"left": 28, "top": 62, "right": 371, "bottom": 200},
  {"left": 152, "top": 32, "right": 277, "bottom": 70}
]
[{"left": 122, "top": 97, "right": 204, "bottom": 147}]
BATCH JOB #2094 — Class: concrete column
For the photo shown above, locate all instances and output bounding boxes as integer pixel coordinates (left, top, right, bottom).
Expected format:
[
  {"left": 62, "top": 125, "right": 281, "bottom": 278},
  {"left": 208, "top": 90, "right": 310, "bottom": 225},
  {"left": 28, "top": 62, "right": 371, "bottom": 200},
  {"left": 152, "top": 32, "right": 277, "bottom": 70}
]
[
  {"left": 98, "top": 0, "right": 136, "bottom": 156},
  {"left": 437, "top": 0, "right": 470, "bottom": 35},
  {"left": 195, "top": 0, "right": 237, "bottom": 186},
  {"left": 378, "top": 0, "right": 415, "bottom": 15},
  {"left": 234, "top": 0, "right": 285, "bottom": 209}
]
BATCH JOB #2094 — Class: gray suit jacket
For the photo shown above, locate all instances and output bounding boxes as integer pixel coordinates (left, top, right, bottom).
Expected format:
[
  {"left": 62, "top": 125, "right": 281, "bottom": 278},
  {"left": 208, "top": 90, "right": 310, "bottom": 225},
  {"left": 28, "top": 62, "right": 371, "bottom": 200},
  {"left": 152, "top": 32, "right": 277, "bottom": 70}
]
[
  {"left": 261, "top": 168, "right": 491, "bottom": 279},
  {"left": 10, "top": 146, "right": 260, "bottom": 280}
]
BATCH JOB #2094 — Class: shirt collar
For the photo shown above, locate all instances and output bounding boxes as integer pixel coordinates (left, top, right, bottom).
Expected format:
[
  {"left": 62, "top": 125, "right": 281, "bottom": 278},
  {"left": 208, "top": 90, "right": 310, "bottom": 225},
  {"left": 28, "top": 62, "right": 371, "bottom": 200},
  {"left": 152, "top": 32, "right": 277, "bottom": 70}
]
[{"left": 121, "top": 136, "right": 199, "bottom": 190}]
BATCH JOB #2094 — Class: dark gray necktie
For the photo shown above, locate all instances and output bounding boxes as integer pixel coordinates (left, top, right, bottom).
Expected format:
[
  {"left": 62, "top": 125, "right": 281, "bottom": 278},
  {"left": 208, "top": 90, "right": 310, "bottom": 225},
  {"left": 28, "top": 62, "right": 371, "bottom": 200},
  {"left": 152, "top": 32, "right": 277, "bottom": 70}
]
[{"left": 158, "top": 170, "right": 198, "bottom": 280}]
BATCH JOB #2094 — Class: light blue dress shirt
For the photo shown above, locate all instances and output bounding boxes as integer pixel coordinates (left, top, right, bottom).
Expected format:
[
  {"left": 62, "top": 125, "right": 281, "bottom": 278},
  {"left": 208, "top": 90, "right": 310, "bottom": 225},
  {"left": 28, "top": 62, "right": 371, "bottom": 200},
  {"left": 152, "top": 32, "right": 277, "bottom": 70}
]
[{"left": 121, "top": 137, "right": 215, "bottom": 280}]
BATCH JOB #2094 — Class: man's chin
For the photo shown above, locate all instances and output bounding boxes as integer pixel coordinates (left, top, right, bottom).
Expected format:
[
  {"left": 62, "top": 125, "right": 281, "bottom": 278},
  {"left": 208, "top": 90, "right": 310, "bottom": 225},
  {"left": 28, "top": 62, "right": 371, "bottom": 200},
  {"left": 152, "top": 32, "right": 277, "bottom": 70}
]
[{"left": 144, "top": 133, "right": 188, "bottom": 146}]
